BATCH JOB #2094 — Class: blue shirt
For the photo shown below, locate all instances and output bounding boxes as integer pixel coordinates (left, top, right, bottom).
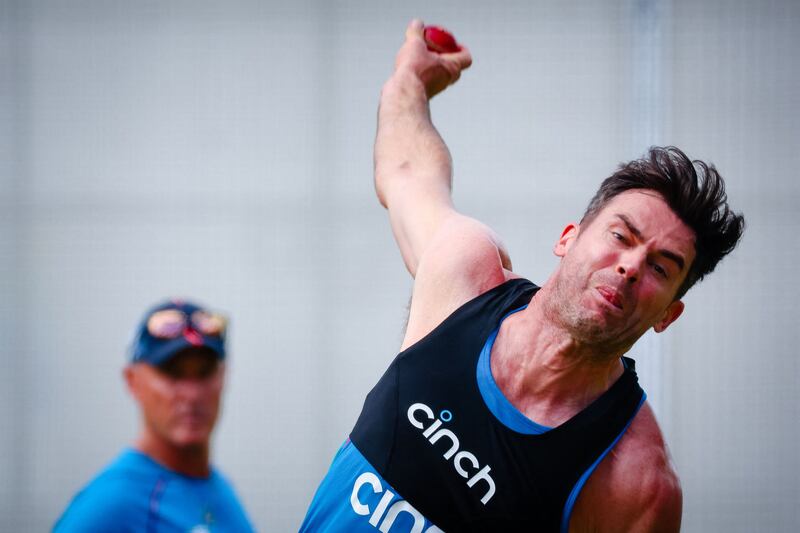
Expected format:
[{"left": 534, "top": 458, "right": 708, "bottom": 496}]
[{"left": 54, "top": 448, "right": 255, "bottom": 532}]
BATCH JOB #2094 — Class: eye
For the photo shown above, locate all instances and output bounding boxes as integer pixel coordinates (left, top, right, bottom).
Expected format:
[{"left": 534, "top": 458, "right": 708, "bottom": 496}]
[
  {"left": 652, "top": 263, "right": 668, "bottom": 278},
  {"left": 197, "top": 360, "right": 220, "bottom": 379},
  {"left": 611, "top": 231, "right": 627, "bottom": 243},
  {"left": 158, "top": 360, "right": 182, "bottom": 379}
]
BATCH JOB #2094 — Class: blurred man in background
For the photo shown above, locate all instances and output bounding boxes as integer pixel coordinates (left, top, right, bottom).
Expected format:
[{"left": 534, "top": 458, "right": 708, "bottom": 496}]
[{"left": 55, "top": 299, "right": 254, "bottom": 532}]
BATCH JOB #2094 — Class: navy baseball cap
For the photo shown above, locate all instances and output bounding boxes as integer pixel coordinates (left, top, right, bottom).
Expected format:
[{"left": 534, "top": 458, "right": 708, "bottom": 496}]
[{"left": 129, "top": 299, "right": 227, "bottom": 366}]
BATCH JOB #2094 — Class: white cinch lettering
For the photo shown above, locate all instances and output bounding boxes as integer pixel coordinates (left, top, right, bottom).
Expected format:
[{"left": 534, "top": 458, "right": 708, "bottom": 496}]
[
  {"left": 379, "top": 500, "right": 425, "bottom": 533},
  {"left": 407, "top": 401, "right": 497, "bottom": 505},
  {"left": 422, "top": 419, "right": 442, "bottom": 439},
  {"left": 453, "top": 450, "right": 479, "bottom": 478},
  {"left": 369, "top": 489, "right": 395, "bottom": 526},
  {"left": 407, "top": 403, "right": 434, "bottom": 429},
  {"left": 349, "top": 472, "right": 444, "bottom": 532},
  {"left": 467, "top": 465, "right": 496, "bottom": 505},
  {"left": 351, "top": 472, "right": 382, "bottom": 516},
  {"left": 429, "top": 428, "right": 460, "bottom": 459}
]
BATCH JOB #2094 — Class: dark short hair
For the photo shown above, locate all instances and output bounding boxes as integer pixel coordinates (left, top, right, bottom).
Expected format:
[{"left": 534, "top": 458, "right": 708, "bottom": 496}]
[{"left": 581, "top": 146, "right": 745, "bottom": 299}]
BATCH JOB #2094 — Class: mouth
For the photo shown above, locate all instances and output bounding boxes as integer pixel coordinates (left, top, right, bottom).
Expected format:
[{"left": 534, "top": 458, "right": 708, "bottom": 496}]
[
  {"left": 177, "top": 409, "right": 208, "bottom": 426},
  {"left": 596, "top": 286, "right": 623, "bottom": 310}
]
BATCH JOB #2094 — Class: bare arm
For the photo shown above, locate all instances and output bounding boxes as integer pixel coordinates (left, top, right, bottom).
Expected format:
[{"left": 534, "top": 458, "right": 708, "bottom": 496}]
[
  {"left": 569, "top": 403, "right": 683, "bottom": 532},
  {"left": 375, "top": 21, "right": 513, "bottom": 349},
  {"left": 374, "top": 20, "right": 472, "bottom": 276}
]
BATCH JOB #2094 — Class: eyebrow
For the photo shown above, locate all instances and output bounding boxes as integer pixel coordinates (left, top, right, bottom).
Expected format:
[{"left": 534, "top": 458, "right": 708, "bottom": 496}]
[{"left": 615, "top": 214, "right": 686, "bottom": 272}]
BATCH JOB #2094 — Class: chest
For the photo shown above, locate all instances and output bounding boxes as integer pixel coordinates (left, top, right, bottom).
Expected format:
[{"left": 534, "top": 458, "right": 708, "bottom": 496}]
[{"left": 351, "top": 325, "right": 643, "bottom": 532}]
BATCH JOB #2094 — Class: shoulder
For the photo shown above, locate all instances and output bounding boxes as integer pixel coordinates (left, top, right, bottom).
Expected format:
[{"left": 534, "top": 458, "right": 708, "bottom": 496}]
[
  {"left": 402, "top": 213, "right": 515, "bottom": 349},
  {"left": 569, "top": 402, "right": 682, "bottom": 533},
  {"left": 53, "top": 451, "right": 159, "bottom": 532},
  {"left": 207, "top": 469, "right": 256, "bottom": 529},
  {"left": 210, "top": 468, "right": 243, "bottom": 500}
]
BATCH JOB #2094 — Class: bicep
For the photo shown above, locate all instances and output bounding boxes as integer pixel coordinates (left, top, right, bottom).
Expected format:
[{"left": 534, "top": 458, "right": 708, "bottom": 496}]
[
  {"left": 635, "top": 476, "right": 682, "bottom": 533},
  {"left": 570, "top": 405, "right": 682, "bottom": 533},
  {"left": 570, "top": 476, "right": 681, "bottom": 533}
]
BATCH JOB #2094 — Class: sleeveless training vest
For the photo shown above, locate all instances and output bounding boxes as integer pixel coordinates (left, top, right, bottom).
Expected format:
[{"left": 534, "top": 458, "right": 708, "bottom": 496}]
[{"left": 350, "top": 278, "right": 645, "bottom": 532}]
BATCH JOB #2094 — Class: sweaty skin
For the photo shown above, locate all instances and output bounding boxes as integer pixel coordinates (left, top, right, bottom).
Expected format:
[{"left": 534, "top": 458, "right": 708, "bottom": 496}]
[{"left": 375, "top": 19, "right": 682, "bottom": 532}]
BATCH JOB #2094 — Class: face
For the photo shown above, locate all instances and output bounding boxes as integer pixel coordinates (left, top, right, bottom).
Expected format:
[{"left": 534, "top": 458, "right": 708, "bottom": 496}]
[
  {"left": 547, "top": 190, "right": 696, "bottom": 352},
  {"left": 125, "top": 348, "right": 224, "bottom": 449}
]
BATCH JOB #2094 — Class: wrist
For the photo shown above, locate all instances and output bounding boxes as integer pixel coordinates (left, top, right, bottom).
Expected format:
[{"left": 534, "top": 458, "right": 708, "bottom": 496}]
[{"left": 382, "top": 69, "right": 428, "bottom": 102}]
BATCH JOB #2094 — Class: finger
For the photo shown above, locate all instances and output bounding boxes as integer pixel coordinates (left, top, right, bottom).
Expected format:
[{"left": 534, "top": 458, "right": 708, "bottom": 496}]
[
  {"left": 406, "top": 19, "right": 424, "bottom": 40},
  {"left": 445, "top": 44, "right": 473, "bottom": 70},
  {"left": 443, "top": 62, "right": 463, "bottom": 85}
]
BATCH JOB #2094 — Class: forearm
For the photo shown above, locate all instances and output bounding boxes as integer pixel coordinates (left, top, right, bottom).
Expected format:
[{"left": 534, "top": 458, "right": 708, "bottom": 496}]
[
  {"left": 374, "top": 69, "right": 454, "bottom": 210},
  {"left": 372, "top": 20, "right": 472, "bottom": 274}
]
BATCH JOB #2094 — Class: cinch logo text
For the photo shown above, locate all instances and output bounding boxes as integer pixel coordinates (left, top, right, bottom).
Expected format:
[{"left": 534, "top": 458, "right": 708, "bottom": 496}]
[
  {"left": 407, "top": 402, "right": 496, "bottom": 505},
  {"left": 350, "top": 472, "right": 443, "bottom": 533}
]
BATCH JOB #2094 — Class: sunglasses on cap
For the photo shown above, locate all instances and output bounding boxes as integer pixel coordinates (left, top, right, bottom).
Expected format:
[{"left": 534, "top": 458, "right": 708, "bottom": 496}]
[{"left": 146, "top": 309, "right": 227, "bottom": 339}]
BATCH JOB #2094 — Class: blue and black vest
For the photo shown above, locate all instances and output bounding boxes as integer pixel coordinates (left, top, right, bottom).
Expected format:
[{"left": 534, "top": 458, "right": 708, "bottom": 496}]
[{"left": 350, "top": 278, "right": 645, "bottom": 532}]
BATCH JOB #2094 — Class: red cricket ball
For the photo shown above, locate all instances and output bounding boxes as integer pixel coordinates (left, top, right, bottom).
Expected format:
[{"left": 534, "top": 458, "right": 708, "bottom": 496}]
[{"left": 424, "top": 25, "right": 460, "bottom": 54}]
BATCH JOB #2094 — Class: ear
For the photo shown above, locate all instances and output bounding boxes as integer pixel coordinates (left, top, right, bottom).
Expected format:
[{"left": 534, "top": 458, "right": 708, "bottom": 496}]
[
  {"left": 553, "top": 223, "right": 579, "bottom": 258},
  {"left": 124, "top": 365, "right": 138, "bottom": 398},
  {"left": 215, "top": 362, "right": 227, "bottom": 384},
  {"left": 653, "top": 300, "right": 684, "bottom": 333}
]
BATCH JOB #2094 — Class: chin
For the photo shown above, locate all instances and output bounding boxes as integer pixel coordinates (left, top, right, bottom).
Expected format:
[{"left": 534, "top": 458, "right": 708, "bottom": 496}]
[
  {"left": 570, "top": 313, "right": 624, "bottom": 344},
  {"left": 171, "top": 429, "right": 212, "bottom": 448}
]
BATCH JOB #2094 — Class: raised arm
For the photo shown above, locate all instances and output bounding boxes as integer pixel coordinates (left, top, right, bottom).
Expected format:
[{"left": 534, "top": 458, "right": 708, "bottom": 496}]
[
  {"left": 374, "top": 19, "right": 473, "bottom": 276},
  {"left": 375, "top": 21, "right": 514, "bottom": 349}
]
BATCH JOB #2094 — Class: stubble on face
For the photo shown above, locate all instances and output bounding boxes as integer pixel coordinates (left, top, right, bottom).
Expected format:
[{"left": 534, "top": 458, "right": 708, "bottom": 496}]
[
  {"left": 544, "top": 255, "right": 631, "bottom": 351},
  {"left": 542, "top": 191, "right": 695, "bottom": 357}
]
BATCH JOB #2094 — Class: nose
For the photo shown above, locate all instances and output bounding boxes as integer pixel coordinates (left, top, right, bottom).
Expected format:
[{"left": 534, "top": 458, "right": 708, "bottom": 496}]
[
  {"left": 174, "top": 378, "right": 207, "bottom": 400},
  {"left": 616, "top": 252, "right": 641, "bottom": 284}
]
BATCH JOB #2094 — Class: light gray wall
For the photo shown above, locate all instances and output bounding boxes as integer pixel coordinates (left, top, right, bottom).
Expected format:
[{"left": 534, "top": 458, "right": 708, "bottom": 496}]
[
  {"left": 668, "top": 1, "right": 800, "bottom": 530},
  {"left": 2, "top": 0, "right": 797, "bottom": 531}
]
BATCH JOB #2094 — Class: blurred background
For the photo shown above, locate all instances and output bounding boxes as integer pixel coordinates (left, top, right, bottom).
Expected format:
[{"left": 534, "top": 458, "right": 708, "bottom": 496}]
[{"left": 1, "top": 0, "right": 797, "bottom": 531}]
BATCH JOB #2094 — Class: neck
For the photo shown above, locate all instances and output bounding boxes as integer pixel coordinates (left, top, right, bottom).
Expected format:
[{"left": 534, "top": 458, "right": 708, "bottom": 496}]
[
  {"left": 135, "top": 430, "right": 211, "bottom": 478},
  {"left": 490, "top": 286, "right": 627, "bottom": 427}
]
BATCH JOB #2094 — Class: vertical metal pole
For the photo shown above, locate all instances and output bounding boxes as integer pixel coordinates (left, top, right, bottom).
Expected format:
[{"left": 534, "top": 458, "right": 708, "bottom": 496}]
[{"left": 629, "top": 0, "right": 673, "bottom": 436}]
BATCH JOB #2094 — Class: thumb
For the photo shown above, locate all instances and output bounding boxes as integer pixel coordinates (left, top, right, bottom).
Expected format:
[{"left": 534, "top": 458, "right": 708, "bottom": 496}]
[{"left": 405, "top": 19, "right": 424, "bottom": 40}]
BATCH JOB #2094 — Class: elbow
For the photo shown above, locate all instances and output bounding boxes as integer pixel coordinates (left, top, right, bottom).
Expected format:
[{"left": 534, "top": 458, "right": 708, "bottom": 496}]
[
  {"left": 373, "top": 165, "right": 389, "bottom": 208},
  {"left": 642, "top": 470, "right": 683, "bottom": 533}
]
